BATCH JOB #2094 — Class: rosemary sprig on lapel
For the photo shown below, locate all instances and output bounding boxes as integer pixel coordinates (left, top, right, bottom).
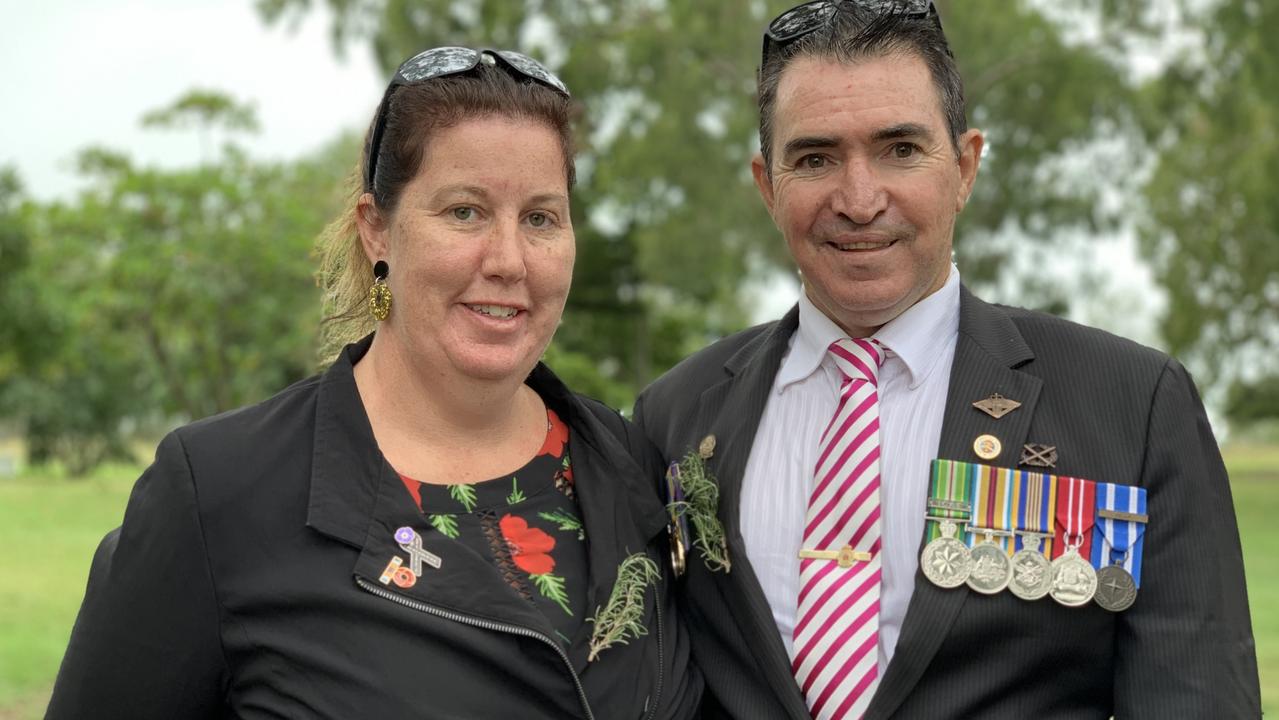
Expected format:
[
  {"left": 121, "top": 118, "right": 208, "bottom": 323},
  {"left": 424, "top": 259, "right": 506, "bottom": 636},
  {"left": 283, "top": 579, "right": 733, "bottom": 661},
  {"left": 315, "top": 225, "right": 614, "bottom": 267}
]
[
  {"left": 668, "top": 450, "right": 732, "bottom": 573},
  {"left": 587, "top": 553, "right": 660, "bottom": 662}
]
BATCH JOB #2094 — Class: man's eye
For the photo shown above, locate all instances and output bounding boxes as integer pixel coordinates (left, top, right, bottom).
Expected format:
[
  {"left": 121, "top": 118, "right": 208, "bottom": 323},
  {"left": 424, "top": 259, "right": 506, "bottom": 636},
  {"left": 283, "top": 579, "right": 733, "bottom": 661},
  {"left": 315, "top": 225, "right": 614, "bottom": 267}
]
[
  {"left": 892, "top": 143, "right": 918, "bottom": 159},
  {"left": 528, "top": 212, "right": 549, "bottom": 228},
  {"left": 801, "top": 155, "right": 827, "bottom": 169},
  {"left": 452, "top": 206, "right": 475, "bottom": 221}
]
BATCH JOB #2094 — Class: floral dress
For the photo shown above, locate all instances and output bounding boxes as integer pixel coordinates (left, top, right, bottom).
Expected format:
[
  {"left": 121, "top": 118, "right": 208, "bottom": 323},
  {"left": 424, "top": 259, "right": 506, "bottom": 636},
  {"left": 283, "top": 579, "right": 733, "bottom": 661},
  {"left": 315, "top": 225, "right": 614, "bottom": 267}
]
[{"left": 398, "top": 407, "right": 588, "bottom": 645}]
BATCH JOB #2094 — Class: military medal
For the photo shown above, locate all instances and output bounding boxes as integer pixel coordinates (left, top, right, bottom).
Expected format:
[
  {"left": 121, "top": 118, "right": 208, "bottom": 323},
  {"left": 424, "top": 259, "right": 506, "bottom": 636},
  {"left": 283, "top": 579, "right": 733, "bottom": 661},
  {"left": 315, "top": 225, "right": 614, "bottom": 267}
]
[
  {"left": 921, "top": 459, "right": 975, "bottom": 589},
  {"left": 964, "top": 464, "right": 1017, "bottom": 594},
  {"left": 1050, "top": 477, "right": 1098, "bottom": 607},
  {"left": 922, "top": 518, "right": 973, "bottom": 588},
  {"left": 1094, "top": 563, "right": 1137, "bottom": 611},
  {"left": 966, "top": 528, "right": 1012, "bottom": 594},
  {"left": 1008, "top": 470, "right": 1057, "bottom": 601},
  {"left": 1091, "top": 483, "right": 1148, "bottom": 612},
  {"left": 664, "top": 462, "right": 692, "bottom": 577},
  {"left": 1009, "top": 533, "right": 1054, "bottom": 600}
]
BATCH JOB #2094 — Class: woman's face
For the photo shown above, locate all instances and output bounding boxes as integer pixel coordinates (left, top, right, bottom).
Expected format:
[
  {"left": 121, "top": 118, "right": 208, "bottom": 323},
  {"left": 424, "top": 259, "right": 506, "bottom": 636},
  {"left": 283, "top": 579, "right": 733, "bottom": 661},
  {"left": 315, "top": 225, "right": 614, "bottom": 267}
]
[{"left": 366, "top": 115, "right": 574, "bottom": 383}]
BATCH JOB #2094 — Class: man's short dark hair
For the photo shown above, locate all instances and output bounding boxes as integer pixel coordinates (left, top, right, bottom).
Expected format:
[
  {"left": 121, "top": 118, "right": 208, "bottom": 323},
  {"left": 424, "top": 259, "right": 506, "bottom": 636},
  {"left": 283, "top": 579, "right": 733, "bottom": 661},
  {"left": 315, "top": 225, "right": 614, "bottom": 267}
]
[{"left": 757, "top": 3, "right": 968, "bottom": 173}]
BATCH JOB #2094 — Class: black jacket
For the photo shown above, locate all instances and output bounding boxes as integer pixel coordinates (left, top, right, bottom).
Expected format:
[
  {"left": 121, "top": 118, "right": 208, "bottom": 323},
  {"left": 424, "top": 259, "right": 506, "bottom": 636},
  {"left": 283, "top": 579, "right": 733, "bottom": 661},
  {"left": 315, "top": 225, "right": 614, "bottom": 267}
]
[
  {"left": 635, "top": 287, "right": 1259, "bottom": 719},
  {"left": 48, "top": 336, "right": 701, "bottom": 719}
]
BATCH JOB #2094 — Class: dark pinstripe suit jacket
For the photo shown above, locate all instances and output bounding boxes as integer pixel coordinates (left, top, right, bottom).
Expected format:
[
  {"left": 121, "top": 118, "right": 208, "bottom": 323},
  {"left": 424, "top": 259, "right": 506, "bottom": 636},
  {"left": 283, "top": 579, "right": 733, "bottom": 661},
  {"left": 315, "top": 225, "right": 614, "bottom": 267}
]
[{"left": 634, "top": 286, "right": 1260, "bottom": 719}]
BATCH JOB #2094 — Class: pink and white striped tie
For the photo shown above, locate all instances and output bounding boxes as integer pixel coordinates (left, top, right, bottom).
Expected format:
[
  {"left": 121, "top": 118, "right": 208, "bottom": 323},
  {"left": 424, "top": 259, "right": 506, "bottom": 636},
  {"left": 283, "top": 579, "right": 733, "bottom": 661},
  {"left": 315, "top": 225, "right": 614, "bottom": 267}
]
[{"left": 793, "top": 338, "right": 886, "bottom": 720}]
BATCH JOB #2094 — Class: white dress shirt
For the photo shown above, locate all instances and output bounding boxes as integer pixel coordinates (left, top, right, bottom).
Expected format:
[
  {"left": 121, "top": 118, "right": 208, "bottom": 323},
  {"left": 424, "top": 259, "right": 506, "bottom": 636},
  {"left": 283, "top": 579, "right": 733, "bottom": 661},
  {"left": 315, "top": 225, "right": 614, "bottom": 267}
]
[{"left": 739, "top": 265, "right": 960, "bottom": 672}]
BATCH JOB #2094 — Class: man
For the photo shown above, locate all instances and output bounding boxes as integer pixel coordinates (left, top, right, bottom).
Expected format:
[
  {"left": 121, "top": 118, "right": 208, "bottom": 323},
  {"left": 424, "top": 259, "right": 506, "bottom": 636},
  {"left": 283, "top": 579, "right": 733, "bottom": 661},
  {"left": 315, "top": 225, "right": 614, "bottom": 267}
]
[{"left": 634, "top": 2, "right": 1261, "bottom": 718}]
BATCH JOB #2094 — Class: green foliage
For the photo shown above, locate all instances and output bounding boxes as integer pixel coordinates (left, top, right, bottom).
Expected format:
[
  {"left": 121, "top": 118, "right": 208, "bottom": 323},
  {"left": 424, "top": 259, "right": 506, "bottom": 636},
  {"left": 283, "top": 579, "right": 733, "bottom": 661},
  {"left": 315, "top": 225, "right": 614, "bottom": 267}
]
[
  {"left": 538, "top": 508, "right": 584, "bottom": 540},
  {"left": 507, "top": 477, "right": 525, "bottom": 505},
  {"left": 449, "top": 483, "right": 478, "bottom": 512},
  {"left": 429, "top": 513, "right": 460, "bottom": 538},
  {"left": 587, "top": 552, "right": 660, "bottom": 662},
  {"left": 253, "top": 0, "right": 1143, "bottom": 399},
  {"left": 530, "top": 571, "right": 573, "bottom": 616},
  {"left": 3, "top": 92, "right": 351, "bottom": 475},
  {"left": 671, "top": 450, "right": 731, "bottom": 573},
  {"left": 1134, "top": 0, "right": 1279, "bottom": 388},
  {"left": 1227, "top": 376, "right": 1279, "bottom": 427}
]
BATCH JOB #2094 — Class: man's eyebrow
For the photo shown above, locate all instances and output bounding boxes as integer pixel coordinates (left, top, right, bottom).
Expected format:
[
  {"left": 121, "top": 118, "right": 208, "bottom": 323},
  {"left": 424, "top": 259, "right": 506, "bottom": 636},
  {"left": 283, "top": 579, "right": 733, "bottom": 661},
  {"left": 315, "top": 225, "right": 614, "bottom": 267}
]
[
  {"left": 871, "top": 123, "right": 934, "bottom": 143},
  {"left": 781, "top": 136, "right": 839, "bottom": 158}
]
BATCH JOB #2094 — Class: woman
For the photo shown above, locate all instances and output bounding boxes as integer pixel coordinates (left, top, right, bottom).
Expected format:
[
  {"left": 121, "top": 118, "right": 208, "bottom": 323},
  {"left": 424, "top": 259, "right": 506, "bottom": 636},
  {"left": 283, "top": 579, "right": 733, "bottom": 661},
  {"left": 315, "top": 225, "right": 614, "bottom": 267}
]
[{"left": 47, "top": 47, "right": 700, "bottom": 719}]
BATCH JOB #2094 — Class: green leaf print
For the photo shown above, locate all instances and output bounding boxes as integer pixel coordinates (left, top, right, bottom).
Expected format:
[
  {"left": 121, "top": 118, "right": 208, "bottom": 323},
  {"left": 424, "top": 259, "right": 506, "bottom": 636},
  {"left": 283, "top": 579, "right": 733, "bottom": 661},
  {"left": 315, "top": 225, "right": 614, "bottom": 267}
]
[
  {"left": 538, "top": 509, "right": 584, "bottom": 540},
  {"left": 507, "top": 477, "right": 525, "bottom": 505},
  {"left": 530, "top": 572, "right": 573, "bottom": 617},
  {"left": 449, "top": 484, "right": 478, "bottom": 513},
  {"left": 428, "top": 513, "right": 459, "bottom": 539}
]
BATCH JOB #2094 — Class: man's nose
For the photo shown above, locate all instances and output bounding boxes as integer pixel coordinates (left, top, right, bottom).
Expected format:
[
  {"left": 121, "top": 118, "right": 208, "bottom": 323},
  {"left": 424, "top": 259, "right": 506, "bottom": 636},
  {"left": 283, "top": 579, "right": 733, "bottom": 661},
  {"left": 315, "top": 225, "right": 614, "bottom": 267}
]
[{"left": 830, "top": 158, "right": 888, "bottom": 225}]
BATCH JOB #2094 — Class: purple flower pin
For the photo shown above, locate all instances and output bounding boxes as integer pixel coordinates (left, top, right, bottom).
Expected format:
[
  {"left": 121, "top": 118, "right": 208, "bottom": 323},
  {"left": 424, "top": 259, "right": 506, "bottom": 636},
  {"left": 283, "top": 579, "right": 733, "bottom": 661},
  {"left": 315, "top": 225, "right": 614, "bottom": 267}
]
[{"left": 394, "top": 526, "right": 416, "bottom": 545}]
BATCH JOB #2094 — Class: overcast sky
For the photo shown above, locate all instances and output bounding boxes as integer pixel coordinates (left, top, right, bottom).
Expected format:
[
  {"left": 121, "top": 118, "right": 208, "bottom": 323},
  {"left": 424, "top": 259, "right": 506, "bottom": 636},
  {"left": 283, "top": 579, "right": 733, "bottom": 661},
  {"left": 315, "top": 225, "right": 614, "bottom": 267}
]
[{"left": 1, "top": 0, "right": 383, "bottom": 201}]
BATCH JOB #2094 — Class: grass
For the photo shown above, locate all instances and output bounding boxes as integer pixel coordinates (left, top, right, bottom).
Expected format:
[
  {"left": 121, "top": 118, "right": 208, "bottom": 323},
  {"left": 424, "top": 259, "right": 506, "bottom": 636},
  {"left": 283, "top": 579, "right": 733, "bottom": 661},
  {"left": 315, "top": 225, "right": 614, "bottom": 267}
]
[{"left": 0, "top": 446, "right": 1276, "bottom": 718}]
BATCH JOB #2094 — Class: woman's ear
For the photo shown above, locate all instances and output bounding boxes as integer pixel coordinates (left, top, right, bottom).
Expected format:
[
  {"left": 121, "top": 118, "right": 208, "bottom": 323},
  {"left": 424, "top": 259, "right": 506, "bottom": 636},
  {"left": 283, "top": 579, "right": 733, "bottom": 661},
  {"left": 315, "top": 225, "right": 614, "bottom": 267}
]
[{"left": 356, "top": 193, "right": 390, "bottom": 263}]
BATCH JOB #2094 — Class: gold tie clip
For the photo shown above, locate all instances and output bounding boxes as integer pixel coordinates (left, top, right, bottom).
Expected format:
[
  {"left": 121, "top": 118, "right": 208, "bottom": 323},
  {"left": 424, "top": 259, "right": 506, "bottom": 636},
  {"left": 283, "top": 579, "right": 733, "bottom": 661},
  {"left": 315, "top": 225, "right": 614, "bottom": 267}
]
[{"left": 798, "top": 545, "right": 872, "bottom": 568}]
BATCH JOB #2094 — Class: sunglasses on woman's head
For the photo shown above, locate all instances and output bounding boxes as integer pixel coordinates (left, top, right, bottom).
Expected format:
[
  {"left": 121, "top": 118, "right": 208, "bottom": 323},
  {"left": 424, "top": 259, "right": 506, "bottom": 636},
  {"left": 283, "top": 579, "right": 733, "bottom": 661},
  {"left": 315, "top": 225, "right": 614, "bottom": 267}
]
[
  {"left": 364, "top": 47, "right": 570, "bottom": 193},
  {"left": 762, "top": 0, "right": 939, "bottom": 65}
]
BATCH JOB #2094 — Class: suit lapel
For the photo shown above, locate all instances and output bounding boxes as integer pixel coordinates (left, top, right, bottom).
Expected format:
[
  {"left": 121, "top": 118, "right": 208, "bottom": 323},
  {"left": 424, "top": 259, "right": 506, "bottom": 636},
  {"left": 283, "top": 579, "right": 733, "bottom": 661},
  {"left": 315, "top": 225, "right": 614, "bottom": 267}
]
[
  {"left": 692, "top": 307, "right": 812, "bottom": 718},
  {"left": 866, "top": 287, "right": 1043, "bottom": 719}
]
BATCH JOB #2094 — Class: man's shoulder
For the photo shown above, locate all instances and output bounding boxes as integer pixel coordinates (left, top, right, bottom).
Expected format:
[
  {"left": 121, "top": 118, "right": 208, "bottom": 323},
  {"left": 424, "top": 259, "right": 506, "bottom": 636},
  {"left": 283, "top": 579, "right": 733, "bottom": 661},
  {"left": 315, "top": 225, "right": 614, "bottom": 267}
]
[{"left": 991, "top": 301, "right": 1172, "bottom": 380}]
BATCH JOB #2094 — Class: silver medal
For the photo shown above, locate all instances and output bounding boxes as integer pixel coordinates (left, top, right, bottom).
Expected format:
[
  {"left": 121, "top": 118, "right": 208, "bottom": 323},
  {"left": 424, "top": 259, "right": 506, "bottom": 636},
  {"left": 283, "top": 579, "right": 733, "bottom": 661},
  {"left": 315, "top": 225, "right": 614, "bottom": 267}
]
[
  {"left": 966, "top": 535, "right": 1012, "bottom": 594},
  {"left": 1093, "top": 564, "right": 1137, "bottom": 612},
  {"left": 1007, "top": 535, "right": 1053, "bottom": 601},
  {"left": 1049, "top": 546, "right": 1097, "bottom": 607},
  {"left": 921, "top": 519, "right": 972, "bottom": 589}
]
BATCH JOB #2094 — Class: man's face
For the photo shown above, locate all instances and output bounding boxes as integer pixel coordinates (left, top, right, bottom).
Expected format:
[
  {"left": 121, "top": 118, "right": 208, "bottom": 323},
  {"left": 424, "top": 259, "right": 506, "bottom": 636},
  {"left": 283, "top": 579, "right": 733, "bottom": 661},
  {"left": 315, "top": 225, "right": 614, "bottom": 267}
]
[{"left": 753, "top": 53, "right": 983, "bottom": 336}]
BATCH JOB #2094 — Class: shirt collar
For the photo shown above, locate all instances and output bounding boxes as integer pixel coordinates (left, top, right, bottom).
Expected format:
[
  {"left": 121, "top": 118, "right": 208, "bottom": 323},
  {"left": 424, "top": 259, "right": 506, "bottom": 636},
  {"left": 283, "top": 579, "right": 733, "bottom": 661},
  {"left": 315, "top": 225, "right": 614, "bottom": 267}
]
[{"left": 777, "top": 264, "right": 961, "bottom": 392}]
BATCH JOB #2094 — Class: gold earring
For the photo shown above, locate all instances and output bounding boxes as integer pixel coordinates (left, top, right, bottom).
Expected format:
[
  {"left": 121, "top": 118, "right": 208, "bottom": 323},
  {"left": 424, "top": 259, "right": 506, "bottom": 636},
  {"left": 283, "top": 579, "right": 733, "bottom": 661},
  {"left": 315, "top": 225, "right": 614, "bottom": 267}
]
[{"left": 368, "top": 260, "right": 392, "bottom": 321}]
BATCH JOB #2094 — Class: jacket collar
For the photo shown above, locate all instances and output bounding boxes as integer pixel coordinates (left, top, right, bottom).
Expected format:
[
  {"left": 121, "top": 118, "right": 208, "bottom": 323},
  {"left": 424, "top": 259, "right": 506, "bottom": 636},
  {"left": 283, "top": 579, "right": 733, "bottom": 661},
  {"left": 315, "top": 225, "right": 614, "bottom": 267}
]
[{"left": 306, "top": 335, "right": 667, "bottom": 669}]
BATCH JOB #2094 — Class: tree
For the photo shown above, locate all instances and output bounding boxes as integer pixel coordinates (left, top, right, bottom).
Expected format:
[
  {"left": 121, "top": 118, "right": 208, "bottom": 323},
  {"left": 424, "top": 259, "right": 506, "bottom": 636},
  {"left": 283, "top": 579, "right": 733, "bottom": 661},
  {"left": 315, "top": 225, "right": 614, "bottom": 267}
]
[
  {"left": 255, "top": 0, "right": 1141, "bottom": 402},
  {"left": 1133, "top": 0, "right": 1279, "bottom": 391},
  {"left": 8, "top": 93, "right": 353, "bottom": 474}
]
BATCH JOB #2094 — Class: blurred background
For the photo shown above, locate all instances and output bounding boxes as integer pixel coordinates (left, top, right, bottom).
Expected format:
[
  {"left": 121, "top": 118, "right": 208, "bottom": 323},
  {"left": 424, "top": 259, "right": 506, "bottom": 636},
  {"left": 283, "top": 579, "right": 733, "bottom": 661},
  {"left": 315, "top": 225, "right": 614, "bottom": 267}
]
[{"left": 1, "top": 0, "right": 1276, "bottom": 717}]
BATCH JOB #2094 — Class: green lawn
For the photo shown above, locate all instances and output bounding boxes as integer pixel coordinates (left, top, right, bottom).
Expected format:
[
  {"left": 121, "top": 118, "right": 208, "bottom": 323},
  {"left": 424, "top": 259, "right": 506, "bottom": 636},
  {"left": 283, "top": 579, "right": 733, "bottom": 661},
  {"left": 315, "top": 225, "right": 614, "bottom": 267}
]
[{"left": 1, "top": 447, "right": 1277, "bottom": 718}]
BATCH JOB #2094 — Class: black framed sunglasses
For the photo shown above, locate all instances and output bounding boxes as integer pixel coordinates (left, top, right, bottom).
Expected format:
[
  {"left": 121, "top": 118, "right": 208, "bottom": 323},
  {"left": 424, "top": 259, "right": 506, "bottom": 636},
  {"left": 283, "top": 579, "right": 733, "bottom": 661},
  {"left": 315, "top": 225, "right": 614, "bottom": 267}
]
[
  {"left": 762, "top": 0, "right": 939, "bottom": 65},
  {"left": 364, "top": 47, "right": 570, "bottom": 193}
]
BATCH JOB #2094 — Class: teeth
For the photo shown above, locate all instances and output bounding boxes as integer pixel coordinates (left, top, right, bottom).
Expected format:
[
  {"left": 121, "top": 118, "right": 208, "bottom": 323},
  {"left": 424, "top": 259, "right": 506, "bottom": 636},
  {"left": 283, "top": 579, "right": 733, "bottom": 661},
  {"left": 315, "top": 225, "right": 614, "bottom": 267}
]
[
  {"left": 836, "top": 241, "right": 890, "bottom": 250},
  {"left": 469, "top": 304, "right": 518, "bottom": 318}
]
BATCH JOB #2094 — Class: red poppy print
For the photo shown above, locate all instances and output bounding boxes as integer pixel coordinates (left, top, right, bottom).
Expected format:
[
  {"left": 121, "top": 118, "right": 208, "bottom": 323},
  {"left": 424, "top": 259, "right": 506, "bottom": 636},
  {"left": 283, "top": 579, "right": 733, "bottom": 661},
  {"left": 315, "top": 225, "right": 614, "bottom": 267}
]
[
  {"left": 538, "top": 409, "right": 569, "bottom": 457},
  {"left": 500, "top": 514, "right": 557, "bottom": 575}
]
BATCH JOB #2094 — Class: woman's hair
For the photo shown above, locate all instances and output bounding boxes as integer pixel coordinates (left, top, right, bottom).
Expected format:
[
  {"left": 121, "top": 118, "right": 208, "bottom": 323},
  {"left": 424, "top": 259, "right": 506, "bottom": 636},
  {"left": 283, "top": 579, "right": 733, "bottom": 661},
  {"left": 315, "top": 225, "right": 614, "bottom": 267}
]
[{"left": 315, "top": 62, "right": 576, "bottom": 361}]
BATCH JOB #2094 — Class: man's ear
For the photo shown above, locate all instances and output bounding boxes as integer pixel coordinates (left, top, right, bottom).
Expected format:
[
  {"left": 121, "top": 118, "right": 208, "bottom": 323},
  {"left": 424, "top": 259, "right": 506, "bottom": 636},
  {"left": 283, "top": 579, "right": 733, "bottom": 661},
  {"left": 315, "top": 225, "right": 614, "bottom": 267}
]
[
  {"left": 751, "top": 153, "right": 776, "bottom": 216},
  {"left": 356, "top": 193, "right": 390, "bottom": 263},
  {"left": 955, "top": 128, "right": 984, "bottom": 213}
]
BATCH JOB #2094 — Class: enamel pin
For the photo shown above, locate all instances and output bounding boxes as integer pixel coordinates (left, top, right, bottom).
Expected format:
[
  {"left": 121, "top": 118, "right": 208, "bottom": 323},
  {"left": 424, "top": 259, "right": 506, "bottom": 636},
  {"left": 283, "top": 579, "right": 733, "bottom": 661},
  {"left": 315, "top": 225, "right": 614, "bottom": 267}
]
[{"left": 973, "top": 434, "right": 1002, "bottom": 461}]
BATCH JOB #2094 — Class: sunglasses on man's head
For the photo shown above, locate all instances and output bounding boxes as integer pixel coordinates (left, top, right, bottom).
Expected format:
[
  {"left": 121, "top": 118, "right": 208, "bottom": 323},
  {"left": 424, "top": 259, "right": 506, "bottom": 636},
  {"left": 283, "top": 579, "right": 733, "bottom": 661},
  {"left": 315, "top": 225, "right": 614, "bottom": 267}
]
[
  {"left": 762, "top": 0, "right": 939, "bottom": 65},
  {"left": 364, "top": 47, "right": 570, "bottom": 193}
]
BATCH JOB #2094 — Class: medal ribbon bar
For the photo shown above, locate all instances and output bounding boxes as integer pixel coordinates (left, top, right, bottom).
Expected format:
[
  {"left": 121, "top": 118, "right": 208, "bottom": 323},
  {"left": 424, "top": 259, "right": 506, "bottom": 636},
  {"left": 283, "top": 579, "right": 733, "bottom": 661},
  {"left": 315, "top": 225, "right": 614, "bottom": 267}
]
[
  {"left": 1091, "top": 483, "right": 1148, "bottom": 587},
  {"left": 926, "top": 459, "right": 975, "bottom": 543},
  {"left": 1015, "top": 470, "right": 1057, "bottom": 556},
  {"left": 1054, "top": 476, "right": 1097, "bottom": 558}
]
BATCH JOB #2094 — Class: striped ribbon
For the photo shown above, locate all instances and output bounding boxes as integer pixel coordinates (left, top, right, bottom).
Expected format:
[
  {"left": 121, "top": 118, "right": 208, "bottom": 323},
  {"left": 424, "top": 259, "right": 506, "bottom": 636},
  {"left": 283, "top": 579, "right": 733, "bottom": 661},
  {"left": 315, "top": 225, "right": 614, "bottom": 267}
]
[
  {"left": 925, "top": 459, "right": 975, "bottom": 543},
  {"left": 1053, "top": 476, "right": 1096, "bottom": 559},
  {"left": 969, "top": 465, "right": 1015, "bottom": 552},
  {"left": 1091, "top": 483, "right": 1147, "bottom": 586},
  {"left": 1015, "top": 469, "right": 1057, "bottom": 557}
]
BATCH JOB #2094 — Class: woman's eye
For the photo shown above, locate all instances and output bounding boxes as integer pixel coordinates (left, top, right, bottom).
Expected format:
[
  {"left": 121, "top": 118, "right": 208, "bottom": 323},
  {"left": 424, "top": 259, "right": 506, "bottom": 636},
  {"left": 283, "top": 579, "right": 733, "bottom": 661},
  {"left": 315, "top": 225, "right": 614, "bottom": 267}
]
[{"left": 452, "top": 206, "right": 475, "bottom": 221}]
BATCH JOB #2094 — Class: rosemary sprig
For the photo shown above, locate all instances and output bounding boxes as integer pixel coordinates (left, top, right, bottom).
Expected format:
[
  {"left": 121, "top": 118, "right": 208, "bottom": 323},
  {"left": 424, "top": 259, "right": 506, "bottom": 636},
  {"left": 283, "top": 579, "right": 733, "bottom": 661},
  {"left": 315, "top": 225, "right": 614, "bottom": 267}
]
[
  {"left": 587, "top": 553, "right": 660, "bottom": 661},
  {"left": 672, "top": 451, "right": 732, "bottom": 573}
]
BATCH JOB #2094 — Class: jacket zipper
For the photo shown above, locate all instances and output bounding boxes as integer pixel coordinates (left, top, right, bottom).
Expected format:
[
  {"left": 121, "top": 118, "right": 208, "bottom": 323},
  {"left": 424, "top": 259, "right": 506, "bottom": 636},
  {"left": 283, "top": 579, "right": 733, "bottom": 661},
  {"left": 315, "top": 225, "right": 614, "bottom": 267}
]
[
  {"left": 642, "top": 576, "right": 664, "bottom": 720},
  {"left": 355, "top": 576, "right": 596, "bottom": 720}
]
